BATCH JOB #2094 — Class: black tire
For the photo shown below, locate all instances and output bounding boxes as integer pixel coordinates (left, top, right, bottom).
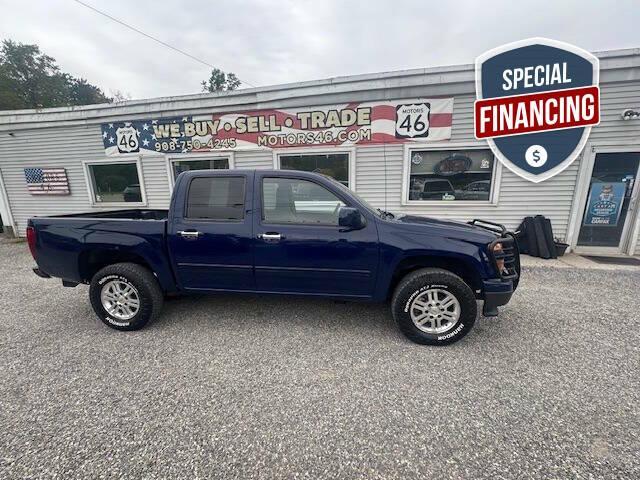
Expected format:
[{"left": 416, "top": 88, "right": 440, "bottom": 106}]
[
  {"left": 391, "top": 268, "right": 477, "bottom": 345},
  {"left": 89, "top": 263, "right": 163, "bottom": 331}
]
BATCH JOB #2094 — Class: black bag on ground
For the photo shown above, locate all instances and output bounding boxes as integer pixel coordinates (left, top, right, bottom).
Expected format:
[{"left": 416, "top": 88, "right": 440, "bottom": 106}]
[{"left": 516, "top": 215, "right": 557, "bottom": 259}]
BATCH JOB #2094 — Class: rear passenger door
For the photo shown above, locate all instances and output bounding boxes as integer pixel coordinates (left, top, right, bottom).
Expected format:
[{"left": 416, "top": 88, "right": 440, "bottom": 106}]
[
  {"left": 253, "top": 172, "right": 379, "bottom": 297},
  {"left": 168, "top": 171, "right": 254, "bottom": 291}
]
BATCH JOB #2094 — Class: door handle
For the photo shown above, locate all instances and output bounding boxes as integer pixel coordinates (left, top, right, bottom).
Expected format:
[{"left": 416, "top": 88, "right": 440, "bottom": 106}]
[
  {"left": 258, "top": 232, "right": 283, "bottom": 241},
  {"left": 178, "top": 230, "right": 201, "bottom": 240}
]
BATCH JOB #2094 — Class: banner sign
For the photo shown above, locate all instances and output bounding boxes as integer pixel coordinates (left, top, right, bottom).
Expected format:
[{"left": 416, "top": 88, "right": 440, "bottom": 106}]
[
  {"left": 474, "top": 38, "right": 599, "bottom": 183},
  {"left": 583, "top": 182, "right": 626, "bottom": 226},
  {"left": 101, "top": 98, "right": 453, "bottom": 155}
]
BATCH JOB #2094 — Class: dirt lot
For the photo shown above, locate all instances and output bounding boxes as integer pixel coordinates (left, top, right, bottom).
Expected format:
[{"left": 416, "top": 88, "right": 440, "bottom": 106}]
[{"left": 1, "top": 241, "right": 638, "bottom": 479}]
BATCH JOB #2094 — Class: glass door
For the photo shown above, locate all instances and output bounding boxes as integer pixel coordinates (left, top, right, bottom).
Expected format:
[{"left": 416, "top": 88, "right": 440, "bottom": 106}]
[{"left": 577, "top": 152, "right": 640, "bottom": 253}]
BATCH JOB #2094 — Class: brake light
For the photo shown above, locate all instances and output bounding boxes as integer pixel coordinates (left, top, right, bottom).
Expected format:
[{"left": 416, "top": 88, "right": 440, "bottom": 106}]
[{"left": 26, "top": 226, "right": 37, "bottom": 260}]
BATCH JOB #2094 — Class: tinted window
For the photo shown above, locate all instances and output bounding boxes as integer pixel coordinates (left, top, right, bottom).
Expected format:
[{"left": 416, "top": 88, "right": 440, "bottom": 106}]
[
  {"left": 89, "top": 163, "right": 142, "bottom": 203},
  {"left": 187, "top": 176, "right": 245, "bottom": 220},
  {"left": 262, "top": 178, "right": 345, "bottom": 225}
]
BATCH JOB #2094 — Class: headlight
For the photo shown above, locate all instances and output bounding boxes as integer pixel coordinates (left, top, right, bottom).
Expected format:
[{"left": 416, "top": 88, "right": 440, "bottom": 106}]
[{"left": 492, "top": 242, "right": 505, "bottom": 273}]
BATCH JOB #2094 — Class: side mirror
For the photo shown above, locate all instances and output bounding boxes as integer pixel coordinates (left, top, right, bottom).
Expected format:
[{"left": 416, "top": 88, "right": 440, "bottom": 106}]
[{"left": 338, "top": 206, "right": 366, "bottom": 230}]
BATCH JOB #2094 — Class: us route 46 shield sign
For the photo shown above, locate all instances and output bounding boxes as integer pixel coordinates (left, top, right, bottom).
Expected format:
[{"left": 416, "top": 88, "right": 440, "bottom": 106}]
[{"left": 474, "top": 38, "right": 600, "bottom": 183}]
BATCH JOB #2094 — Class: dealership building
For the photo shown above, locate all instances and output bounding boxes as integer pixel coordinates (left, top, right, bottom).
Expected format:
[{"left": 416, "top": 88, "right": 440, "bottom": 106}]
[{"left": 0, "top": 47, "right": 639, "bottom": 256}]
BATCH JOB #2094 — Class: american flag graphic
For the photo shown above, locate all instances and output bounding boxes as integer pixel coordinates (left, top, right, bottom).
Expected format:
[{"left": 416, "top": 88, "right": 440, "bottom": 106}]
[{"left": 24, "top": 168, "right": 70, "bottom": 195}]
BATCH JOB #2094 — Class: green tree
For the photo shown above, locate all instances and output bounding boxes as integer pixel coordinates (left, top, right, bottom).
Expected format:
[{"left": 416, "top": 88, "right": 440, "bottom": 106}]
[
  {"left": 69, "top": 77, "right": 111, "bottom": 106},
  {"left": 0, "top": 39, "right": 111, "bottom": 110},
  {"left": 201, "top": 68, "right": 241, "bottom": 93}
]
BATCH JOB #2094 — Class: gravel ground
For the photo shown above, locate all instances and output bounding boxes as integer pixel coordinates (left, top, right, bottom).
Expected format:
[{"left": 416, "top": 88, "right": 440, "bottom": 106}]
[{"left": 0, "top": 242, "right": 638, "bottom": 479}]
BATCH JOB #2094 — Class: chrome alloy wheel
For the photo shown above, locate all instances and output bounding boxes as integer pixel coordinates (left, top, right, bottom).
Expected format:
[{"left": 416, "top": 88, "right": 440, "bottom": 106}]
[
  {"left": 409, "top": 289, "right": 461, "bottom": 334},
  {"left": 100, "top": 279, "right": 140, "bottom": 321}
]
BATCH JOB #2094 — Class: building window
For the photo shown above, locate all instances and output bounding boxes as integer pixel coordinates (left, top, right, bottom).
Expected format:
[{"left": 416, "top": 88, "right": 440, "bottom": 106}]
[
  {"left": 407, "top": 149, "right": 496, "bottom": 202},
  {"left": 279, "top": 153, "right": 350, "bottom": 187},
  {"left": 262, "top": 177, "right": 345, "bottom": 225},
  {"left": 171, "top": 157, "right": 229, "bottom": 182},
  {"left": 87, "top": 162, "right": 143, "bottom": 203},
  {"left": 186, "top": 176, "right": 245, "bottom": 220}
]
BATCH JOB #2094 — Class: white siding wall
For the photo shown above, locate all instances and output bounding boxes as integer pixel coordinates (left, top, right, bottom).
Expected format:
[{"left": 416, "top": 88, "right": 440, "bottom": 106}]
[
  {"left": 1, "top": 78, "right": 639, "bottom": 250},
  {"left": 234, "top": 150, "right": 273, "bottom": 169},
  {"left": 355, "top": 92, "right": 585, "bottom": 240},
  {"left": 0, "top": 126, "right": 277, "bottom": 235},
  {"left": 141, "top": 154, "right": 171, "bottom": 209},
  {"left": 0, "top": 125, "right": 178, "bottom": 234},
  {"left": 356, "top": 143, "right": 581, "bottom": 240},
  {"left": 0, "top": 125, "right": 103, "bottom": 235},
  {"left": 355, "top": 82, "right": 640, "bottom": 245}
]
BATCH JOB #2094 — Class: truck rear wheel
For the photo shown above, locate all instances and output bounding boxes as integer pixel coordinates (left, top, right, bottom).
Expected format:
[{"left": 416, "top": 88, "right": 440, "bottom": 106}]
[
  {"left": 89, "top": 263, "right": 163, "bottom": 331},
  {"left": 391, "top": 268, "right": 477, "bottom": 345}
]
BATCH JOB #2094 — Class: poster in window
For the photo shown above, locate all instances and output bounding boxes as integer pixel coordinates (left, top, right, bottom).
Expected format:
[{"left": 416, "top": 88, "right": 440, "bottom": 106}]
[{"left": 583, "top": 182, "right": 626, "bottom": 226}]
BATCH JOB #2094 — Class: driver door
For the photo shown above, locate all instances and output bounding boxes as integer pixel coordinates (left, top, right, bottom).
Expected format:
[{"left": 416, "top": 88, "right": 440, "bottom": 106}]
[{"left": 252, "top": 172, "right": 379, "bottom": 297}]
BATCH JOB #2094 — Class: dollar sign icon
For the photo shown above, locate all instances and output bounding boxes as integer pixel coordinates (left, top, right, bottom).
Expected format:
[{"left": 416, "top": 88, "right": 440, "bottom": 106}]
[{"left": 526, "top": 145, "right": 548, "bottom": 168}]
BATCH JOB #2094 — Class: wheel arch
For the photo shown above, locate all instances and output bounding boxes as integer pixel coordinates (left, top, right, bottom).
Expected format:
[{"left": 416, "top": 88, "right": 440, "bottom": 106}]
[
  {"left": 386, "top": 255, "right": 483, "bottom": 300},
  {"left": 78, "top": 249, "right": 154, "bottom": 283}
]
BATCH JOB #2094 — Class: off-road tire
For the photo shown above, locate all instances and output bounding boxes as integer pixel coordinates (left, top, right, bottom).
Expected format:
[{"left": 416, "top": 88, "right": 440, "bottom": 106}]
[
  {"left": 89, "top": 263, "right": 163, "bottom": 331},
  {"left": 391, "top": 268, "right": 477, "bottom": 345}
]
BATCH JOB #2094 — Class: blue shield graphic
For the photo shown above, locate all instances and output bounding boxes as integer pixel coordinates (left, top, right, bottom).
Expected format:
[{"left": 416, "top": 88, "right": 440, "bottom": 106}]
[{"left": 475, "top": 38, "right": 599, "bottom": 182}]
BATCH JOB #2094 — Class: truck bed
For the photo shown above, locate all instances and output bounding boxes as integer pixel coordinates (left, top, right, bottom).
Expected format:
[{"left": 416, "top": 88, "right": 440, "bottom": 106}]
[
  {"left": 28, "top": 210, "right": 174, "bottom": 291},
  {"left": 42, "top": 209, "right": 168, "bottom": 220}
]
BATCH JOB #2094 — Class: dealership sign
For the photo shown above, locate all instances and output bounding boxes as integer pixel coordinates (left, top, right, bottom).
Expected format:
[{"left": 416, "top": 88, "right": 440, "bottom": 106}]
[
  {"left": 474, "top": 38, "right": 600, "bottom": 182},
  {"left": 101, "top": 98, "right": 453, "bottom": 156}
]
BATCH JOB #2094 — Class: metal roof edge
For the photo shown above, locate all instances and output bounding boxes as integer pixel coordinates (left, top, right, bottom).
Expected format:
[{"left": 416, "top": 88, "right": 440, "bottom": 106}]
[{"left": 0, "top": 63, "right": 472, "bottom": 117}]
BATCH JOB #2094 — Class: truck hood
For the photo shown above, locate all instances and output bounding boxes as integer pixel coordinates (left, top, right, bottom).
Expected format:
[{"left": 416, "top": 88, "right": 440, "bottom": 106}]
[{"left": 392, "top": 214, "right": 499, "bottom": 244}]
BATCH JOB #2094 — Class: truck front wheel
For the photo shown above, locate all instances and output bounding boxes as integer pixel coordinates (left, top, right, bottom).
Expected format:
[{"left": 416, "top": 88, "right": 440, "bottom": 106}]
[
  {"left": 391, "top": 268, "right": 477, "bottom": 345},
  {"left": 89, "top": 263, "right": 163, "bottom": 331}
]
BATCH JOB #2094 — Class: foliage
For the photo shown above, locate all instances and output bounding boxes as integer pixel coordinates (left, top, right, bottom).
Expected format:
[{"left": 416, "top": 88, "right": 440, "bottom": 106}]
[
  {"left": 0, "top": 39, "right": 111, "bottom": 110},
  {"left": 201, "top": 68, "right": 241, "bottom": 93}
]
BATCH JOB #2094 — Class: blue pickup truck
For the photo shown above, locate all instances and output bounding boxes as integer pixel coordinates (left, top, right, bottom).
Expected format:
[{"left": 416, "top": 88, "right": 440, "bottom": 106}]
[{"left": 27, "top": 169, "right": 519, "bottom": 345}]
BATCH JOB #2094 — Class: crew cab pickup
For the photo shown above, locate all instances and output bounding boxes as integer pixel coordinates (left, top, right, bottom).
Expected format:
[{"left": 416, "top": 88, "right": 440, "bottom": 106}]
[{"left": 27, "top": 169, "right": 519, "bottom": 345}]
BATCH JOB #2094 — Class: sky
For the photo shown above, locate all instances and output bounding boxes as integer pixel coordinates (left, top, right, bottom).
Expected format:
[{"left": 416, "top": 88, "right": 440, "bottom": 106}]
[{"left": 1, "top": 0, "right": 638, "bottom": 100}]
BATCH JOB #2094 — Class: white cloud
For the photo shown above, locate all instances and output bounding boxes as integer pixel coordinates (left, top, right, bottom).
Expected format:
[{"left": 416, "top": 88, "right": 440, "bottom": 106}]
[{"left": 0, "top": 0, "right": 637, "bottom": 100}]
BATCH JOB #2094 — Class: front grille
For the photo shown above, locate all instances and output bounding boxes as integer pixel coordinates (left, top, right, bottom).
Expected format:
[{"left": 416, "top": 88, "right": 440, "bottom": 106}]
[{"left": 489, "top": 235, "right": 520, "bottom": 280}]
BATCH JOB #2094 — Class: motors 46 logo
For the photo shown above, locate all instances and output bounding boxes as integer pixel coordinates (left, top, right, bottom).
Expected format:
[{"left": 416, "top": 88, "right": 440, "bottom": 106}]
[
  {"left": 395, "top": 103, "right": 430, "bottom": 138},
  {"left": 474, "top": 38, "right": 600, "bottom": 182},
  {"left": 116, "top": 125, "right": 140, "bottom": 153}
]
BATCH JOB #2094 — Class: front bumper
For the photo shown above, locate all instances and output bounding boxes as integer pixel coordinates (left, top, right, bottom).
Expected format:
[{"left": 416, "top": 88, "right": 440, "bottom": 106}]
[{"left": 482, "top": 279, "right": 514, "bottom": 316}]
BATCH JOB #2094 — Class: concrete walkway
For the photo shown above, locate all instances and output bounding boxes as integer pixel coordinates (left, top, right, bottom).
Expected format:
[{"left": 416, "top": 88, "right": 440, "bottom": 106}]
[
  {"left": 521, "top": 252, "right": 640, "bottom": 271},
  {"left": 0, "top": 235, "right": 24, "bottom": 245}
]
